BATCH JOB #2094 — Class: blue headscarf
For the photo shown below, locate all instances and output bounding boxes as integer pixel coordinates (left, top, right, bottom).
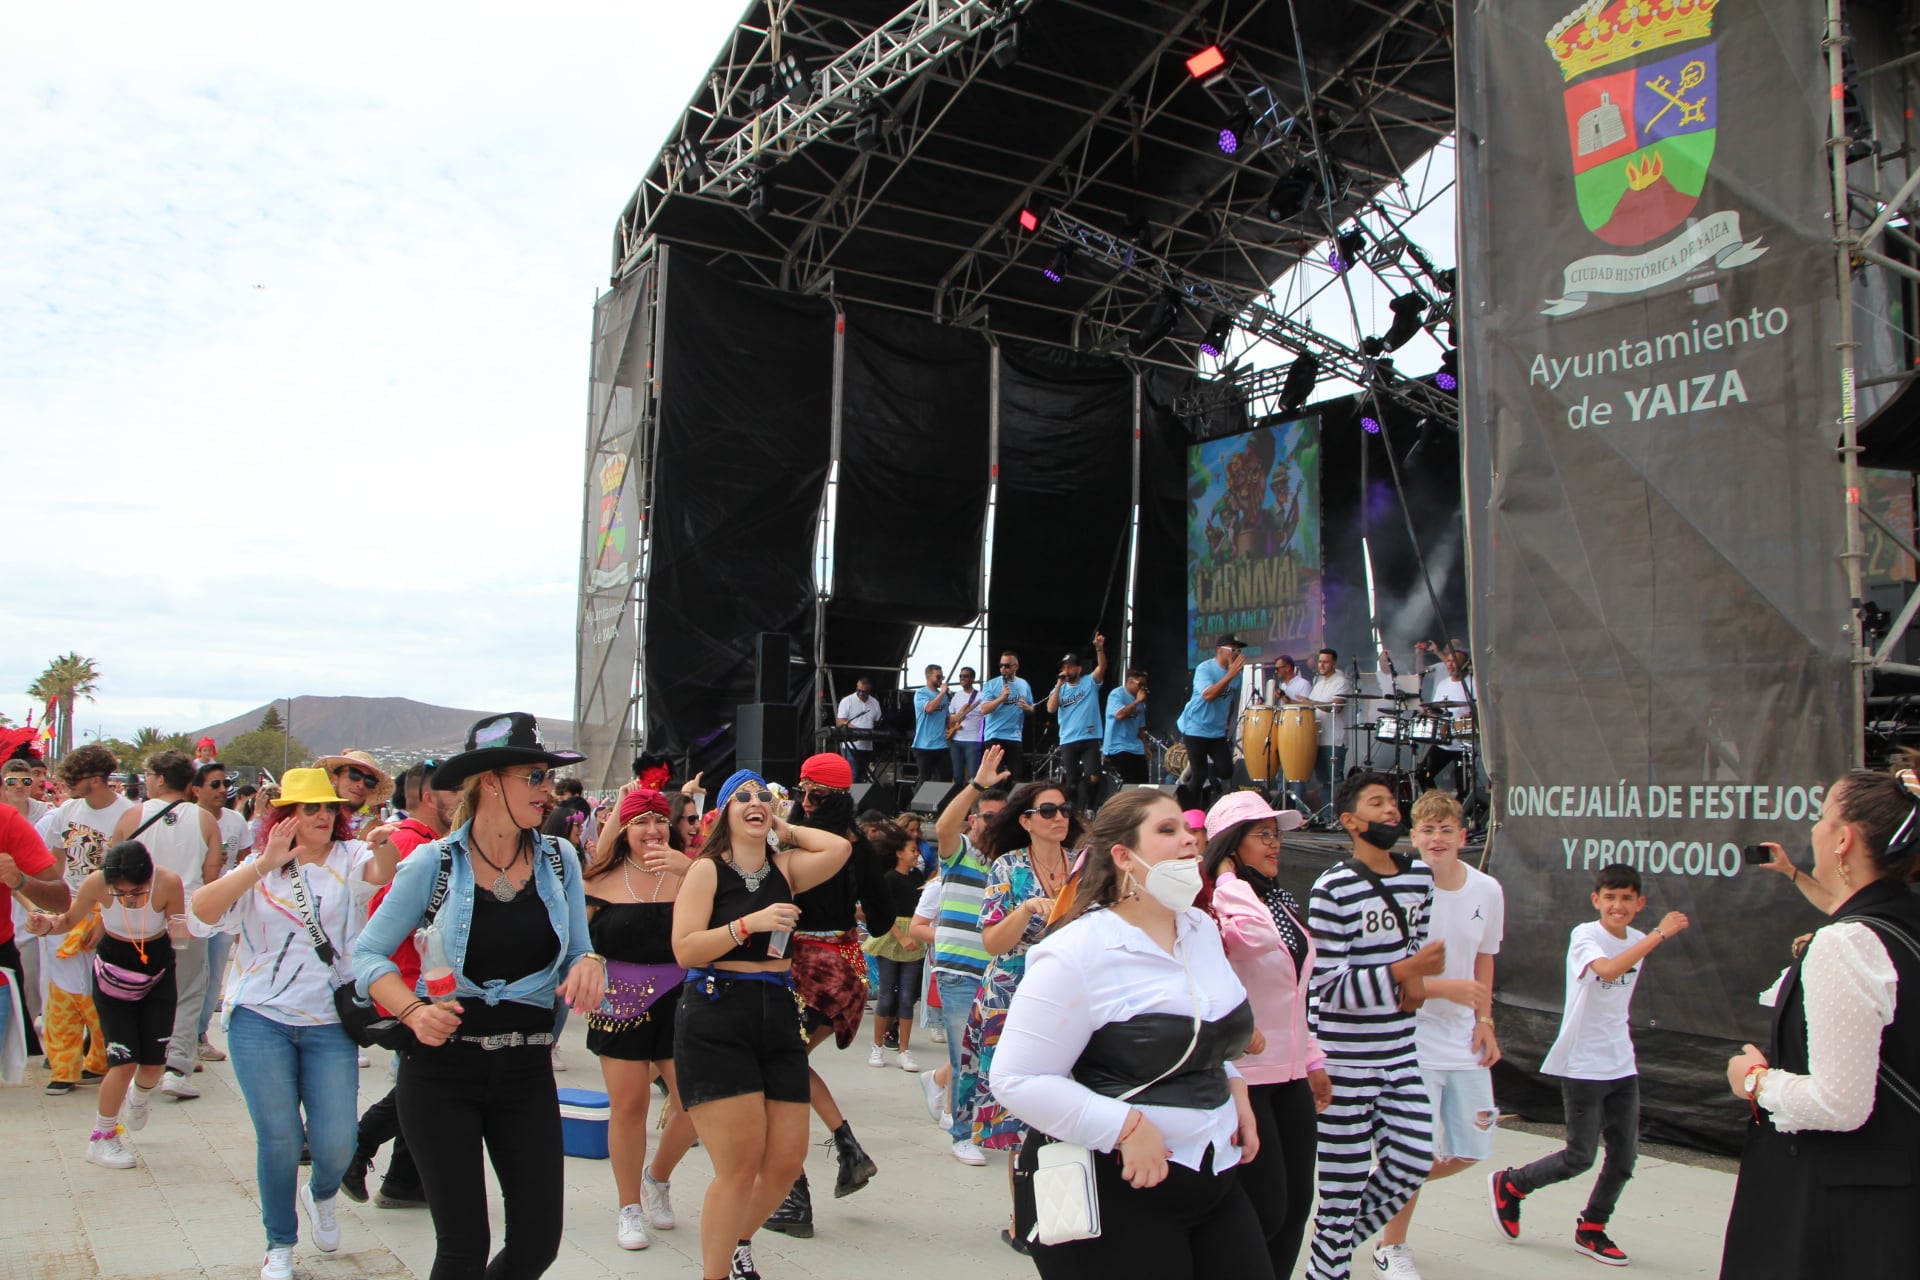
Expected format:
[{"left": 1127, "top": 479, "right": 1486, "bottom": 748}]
[{"left": 712, "top": 768, "right": 768, "bottom": 814}]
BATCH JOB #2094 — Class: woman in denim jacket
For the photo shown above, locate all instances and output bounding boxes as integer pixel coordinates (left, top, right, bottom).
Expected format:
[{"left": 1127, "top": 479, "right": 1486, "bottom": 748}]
[{"left": 353, "top": 713, "right": 606, "bottom": 1280}]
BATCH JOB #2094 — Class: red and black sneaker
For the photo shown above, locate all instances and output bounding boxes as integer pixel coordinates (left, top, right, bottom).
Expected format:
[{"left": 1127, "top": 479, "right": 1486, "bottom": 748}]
[
  {"left": 1573, "top": 1219, "right": 1629, "bottom": 1266},
  {"left": 1487, "top": 1168, "right": 1525, "bottom": 1240}
]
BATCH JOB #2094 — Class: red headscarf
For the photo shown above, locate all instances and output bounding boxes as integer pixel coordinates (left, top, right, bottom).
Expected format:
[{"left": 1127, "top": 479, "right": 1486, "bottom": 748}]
[{"left": 618, "top": 788, "right": 671, "bottom": 827}]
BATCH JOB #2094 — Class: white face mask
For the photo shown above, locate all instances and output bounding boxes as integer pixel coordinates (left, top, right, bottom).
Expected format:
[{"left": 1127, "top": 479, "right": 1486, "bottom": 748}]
[{"left": 1135, "top": 855, "right": 1205, "bottom": 912}]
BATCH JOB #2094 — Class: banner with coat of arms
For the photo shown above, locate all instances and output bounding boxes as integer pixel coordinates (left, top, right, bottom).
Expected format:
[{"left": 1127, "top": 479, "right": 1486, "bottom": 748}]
[{"left": 1459, "top": 0, "right": 1848, "bottom": 1149}]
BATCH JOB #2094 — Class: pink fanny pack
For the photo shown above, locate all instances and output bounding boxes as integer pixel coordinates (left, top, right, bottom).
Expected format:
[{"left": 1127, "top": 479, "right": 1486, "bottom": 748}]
[{"left": 93, "top": 955, "right": 164, "bottom": 1001}]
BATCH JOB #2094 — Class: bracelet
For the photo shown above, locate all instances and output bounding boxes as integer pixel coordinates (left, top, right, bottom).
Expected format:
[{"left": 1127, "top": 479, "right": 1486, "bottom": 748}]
[
  {"left": 1477, "top": 1016, "right": 1496, "bottom": 1028},
  {"left": 970, "top": 780, "right": 989, "bottom": 792},
  {"left": 1118, "top": 1110, "right": 1144, "bottom": 1144},
  {"left": 726, "top": 921, "right": 742, "bottom": 947},
  {"left": 1652, "top": 927, "right": 1665, "bottom": 939},
  {"left": 580, "top": 951, "right": 607, "bottom": 968},
  {"left": 397, "top": 999, "right": 426, "bottom": 1024},
  {"left": 1790, "top": 866, "right": 1800, "bottom": 883}
]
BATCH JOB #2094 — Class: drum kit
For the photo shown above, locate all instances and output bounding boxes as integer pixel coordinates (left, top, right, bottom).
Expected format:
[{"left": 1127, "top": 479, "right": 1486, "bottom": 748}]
[{"left": 1357, "top": 691, "right": 1480, "bottom": 805}]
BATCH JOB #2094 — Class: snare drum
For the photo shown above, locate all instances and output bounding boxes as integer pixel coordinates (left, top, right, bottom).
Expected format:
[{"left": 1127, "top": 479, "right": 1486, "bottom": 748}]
[
  {"left": 1408, "top": 714, "right": 1452, "bottom": 744},
  {"left": 1375, "top": 714, "right": 1406, "bottom": 744},
  {"left": 1452, "top": 714, "right": 1476, "bottom": 738}
]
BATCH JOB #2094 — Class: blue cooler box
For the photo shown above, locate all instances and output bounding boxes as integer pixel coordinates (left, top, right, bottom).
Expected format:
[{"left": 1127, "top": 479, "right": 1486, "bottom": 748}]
[{"left": 557, "top": 1087, "right": 611, "bottom": 1160}]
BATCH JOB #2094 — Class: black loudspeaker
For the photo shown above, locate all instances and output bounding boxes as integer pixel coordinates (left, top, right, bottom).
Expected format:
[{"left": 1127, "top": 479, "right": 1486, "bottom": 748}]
[
  {"left": 754, "top": 632, "right": 791, "bottom": 704},
  {"left": 910, "top": 781, "right": 952, "bottom": 813},
  {"left": 737, "top": 703, "right": 799, "bottom": 784},
  {"left": 852, "top": 781, "right": 909, "bottom": 813}
]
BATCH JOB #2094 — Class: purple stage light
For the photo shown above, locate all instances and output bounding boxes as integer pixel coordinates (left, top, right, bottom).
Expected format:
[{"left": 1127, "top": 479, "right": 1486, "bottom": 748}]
[
  {"left": 1042, "top": 266, "right": 1063, "bottom": 283},
  {"left": 1328, "top": 249, "right": 1349, "bottom": 273},
  {"left": 1434, "top": 371, "right": 1457, "bottom": 391},
  {"left": 1361, "top": 416, "right": 1381, "bottom": 434},
  {"left": 1200, "top": 340, "right": 1222, "bottom": 357},
  {"left": 1218, "top": 128, "right": 1240, "bottom": 155}
]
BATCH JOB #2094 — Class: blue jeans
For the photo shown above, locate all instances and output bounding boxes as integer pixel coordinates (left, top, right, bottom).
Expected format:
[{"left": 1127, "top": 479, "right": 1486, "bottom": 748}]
[
  {"left": 228, "top": 1006, "right": 361, "bottom": 1247},
  {"left": 196, "top": 931, "right": 232, "bottom": 1041},
  {"left": 934, "top": 970, "right": 981, "bottom": 1143},
  {"left": 949, "top": 739, "right": 983, "bottom": 783}
]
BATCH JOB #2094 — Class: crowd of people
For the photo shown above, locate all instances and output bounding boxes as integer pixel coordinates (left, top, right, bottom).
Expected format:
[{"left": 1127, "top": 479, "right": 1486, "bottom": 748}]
[{"left": 4, "top": 704, "right": 1920, "bottom": 1280}]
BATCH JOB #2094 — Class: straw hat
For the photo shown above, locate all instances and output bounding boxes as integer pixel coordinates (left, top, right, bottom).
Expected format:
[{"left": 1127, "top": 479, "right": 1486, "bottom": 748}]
[
  {"left": 313, "top": 750, "right": 395, "bottom": 807},
  {"left": 270, "top": 768, "right": 348, "bottom": 808}
]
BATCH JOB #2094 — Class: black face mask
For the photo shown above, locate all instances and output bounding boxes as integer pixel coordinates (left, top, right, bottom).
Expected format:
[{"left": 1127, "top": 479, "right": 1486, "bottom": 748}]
[{"left": 1357, "top": 820, "right": 1406, "bottom": 852}]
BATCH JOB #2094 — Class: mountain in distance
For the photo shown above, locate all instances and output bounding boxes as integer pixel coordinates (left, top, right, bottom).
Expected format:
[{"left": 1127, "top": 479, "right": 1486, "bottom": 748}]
[{"left": 191, "top": 696, "right": 574, "bottom": 765}]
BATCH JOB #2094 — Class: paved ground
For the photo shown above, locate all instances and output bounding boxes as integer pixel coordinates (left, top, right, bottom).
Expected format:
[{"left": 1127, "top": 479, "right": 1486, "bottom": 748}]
[{"left": 0, "top": 1018, "right": 1738, "bottom": 1280}]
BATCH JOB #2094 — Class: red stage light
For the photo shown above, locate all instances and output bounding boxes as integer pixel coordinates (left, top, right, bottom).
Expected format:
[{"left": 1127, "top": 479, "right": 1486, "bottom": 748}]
[
  {"left": 1185, "top": 46, "right": 1227, "bottom": 80},
  {"left": 1018, "top": 208, "right": 1040, "bottom": 232}
]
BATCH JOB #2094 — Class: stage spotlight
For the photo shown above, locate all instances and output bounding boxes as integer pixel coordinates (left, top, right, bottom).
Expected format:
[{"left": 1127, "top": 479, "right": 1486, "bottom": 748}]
[
  {"left": 1329, "top": 228, "right": 1366, "bottom": 273},
  {"left": 854, "top": 101, "right": 882, "bottom": 152},
  {"left": 1361, "top": 336, "right": 1386, "bottom": 358},
  {"left": 673, "top": 137, "right": 709, "bottom": 187},
  {"left": 1185, "top": 44, "right": 1229, "bottom": 83},
  {"left": 991, "top": 18, "right": 1022, "bottom": 68},
  {"left": 1366, "top": 356, "right": 1397, "bottom": 386},
  {"left": 1279, "top": 353, "right": 1319, "bottom": 412},
  {"left": 1130, "top": 291, "right": 1181, "bottom": 355},
  {"left": 1042, "top": 246, "right": 1073, "bottom": 283},
  {"left": 1018, "top": 207, "right": 1042, "bottom": 233},
  {"left": 1218, "top": 119, "right": 1244, "bottom": 155},
  {"left": 1435, "top": 347, "right": 1459, "bottom": 392},
  {"left": 1383, "top": 292, "right": 1429, "bottom": 351},
  {"left": 745, "top": 170, "right": 768, "bottom": 221},
  {"left": 775, "top": 51, "right": 813, "bottom": 106},
  {"left": 1199, "top": 312, "right": 1234, "bottom": 358},
  {"left": 1265, "top": 164, "right": 1318, "bottom": 223},
  {"left": 1361, "top": 415, "right": 1382, "bottom": 435}
]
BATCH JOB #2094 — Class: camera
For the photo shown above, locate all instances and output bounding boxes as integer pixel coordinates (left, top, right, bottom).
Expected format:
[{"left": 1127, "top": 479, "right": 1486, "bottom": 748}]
[{"left": 1741, "top": 843, "right": 1773, "bottom": 866}]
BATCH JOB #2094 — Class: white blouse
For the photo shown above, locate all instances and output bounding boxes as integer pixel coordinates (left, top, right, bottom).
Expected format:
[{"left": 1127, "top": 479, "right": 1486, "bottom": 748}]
[
  {"left": 990, "top": 906, "right": 1247, "bottom": 1173},
  {"left": 1760, "top": 921, "right": 1900, "bottom": 1133}
]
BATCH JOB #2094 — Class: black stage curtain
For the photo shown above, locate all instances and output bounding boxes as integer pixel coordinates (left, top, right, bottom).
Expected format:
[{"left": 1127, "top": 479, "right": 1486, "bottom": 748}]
[
  {"left": 988, "top": 342, "right": 1134, "bottom": 747},
  {"left": 646, "top": 252, "right": 834, "bottom": 765},
  {"left": 1136, "top": 373, "right": 1196, "bottom": 744},
  {"left": 833, "top": 306, "right": 991, "bottom": 624}
]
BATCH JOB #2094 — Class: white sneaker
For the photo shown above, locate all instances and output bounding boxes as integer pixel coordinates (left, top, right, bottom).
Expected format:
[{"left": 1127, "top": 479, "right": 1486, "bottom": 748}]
[
  {"left": 86, "top": 1126, "right": 137, "bottom": 1169},
  {"left": 617, "top": 1203, "right": 650, "bottom": 1250},
  {"left": 920, "top": 1071, "right": 945, "bottom": 1123},
  {"left": 1374, "top": 1244, "right": 1424, "bottom": 1278},
  {"left": 551, "top": 1047, "right": 567, "bottom": 1073},
  {"left": 950, "top": 1139, "right": 988, "bottom": 1166},
  {"left": 641, "top": 1170, "right": 676, "bottom": 1230},
  {"left": 260, "top": 1245, "right": 294, "bottom": 1280},
  {"left": 357, "top": 1052, "right": 371, "bottom": 1068},
  {"left": 939, "top": 1111, "right": 953, "bottom": 1131},
  {"left": 300, "top": 1181, "right": 341, "bottom": 1252},
  {"left": 867, "top": 1044, "right": 887, "bottom": 1067},
  {"left": 898, "top": 1049, "right": 921, "bottom": 1073},
  {"left": 930, "top": 1025, "right": 947, "bottom": 1044},
  {"left": 122, "top": 1087, "right": 153, "bottom": 1132},
  {"left": 159, "top": 1071, "right": 200, "bottom": 1100}
]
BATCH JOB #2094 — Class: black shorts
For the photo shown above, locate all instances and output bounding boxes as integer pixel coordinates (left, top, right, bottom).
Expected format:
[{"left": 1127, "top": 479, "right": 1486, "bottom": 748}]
[
  {"left": 92, "top": 936, "right": 177, "bottom": 1069},
  {"left": 587, "top": 994, "right": 678, "bottom": 1063},
  {"left": 674, "top": 975, "right": 810, "bottom": 1109}
]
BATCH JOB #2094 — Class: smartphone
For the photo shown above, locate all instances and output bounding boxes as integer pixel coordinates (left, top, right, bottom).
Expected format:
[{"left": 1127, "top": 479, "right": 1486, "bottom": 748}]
[{"left": 1741, "top": 843, "right": 1773, "bottom": 866}]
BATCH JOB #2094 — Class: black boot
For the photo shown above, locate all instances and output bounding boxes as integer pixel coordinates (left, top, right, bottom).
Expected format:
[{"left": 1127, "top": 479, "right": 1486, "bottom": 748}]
[
  {"left": 339, "top": 1152, "right": 372, "bottom": 1204},
  {"left": 830, "top": 1121, "right": 877, "bottom": 1198},
  {"left": 762, "top": 1173, "right": 814, "bottom": 1238}
]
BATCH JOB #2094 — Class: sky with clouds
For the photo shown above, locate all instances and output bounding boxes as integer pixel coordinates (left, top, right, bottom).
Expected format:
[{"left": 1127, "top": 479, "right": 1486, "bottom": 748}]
[{"left": 3, "top": 1, "right": 744, "bottom": 740}]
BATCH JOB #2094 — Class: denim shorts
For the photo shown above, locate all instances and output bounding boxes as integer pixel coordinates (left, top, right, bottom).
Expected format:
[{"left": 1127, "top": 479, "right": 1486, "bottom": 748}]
[
  {"left": 1422, "top": 1067, "right": 1498, "bottom": 1162},
  {"left": 674, "top": 975, "right": 811, "bottom": 1109}
]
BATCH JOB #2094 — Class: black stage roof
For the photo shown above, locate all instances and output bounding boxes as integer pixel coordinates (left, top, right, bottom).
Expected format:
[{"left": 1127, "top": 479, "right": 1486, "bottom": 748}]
[{"left": 612, "top": 0, "right": 1456, "bottom": 363}]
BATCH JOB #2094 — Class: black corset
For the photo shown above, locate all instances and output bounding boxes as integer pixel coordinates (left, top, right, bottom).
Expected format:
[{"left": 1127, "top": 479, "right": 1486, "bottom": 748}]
[{"left": 1070, "top": 1000, "right": 1256, "bottom": 1109}]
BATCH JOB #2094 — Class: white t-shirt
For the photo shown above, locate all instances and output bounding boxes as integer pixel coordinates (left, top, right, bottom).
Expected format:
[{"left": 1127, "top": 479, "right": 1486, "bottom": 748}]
[
  {"left": 1309, "top": 670, "right": 1356, "bottom": 746},
  {"left": 37, "top": 795, "right": 136, "bottom": 888},
  {"left": 947, "top": 687, "right": 986, "bottom": 743},
  {"left": 912, "top": 875, "right": 943, "bottom": 920},
  {"left": 836, "top": 693, "right": 882, "bottom": 748},
  {"left": 1540, "top": 921, "right": 1645, "bottom": 1080},
  {"left": 1274, "top": 674, "right": 1312, "bottom": 703},
  {"left": 1414, "top": 863, "right": 1505, "bottom": 1071},
  {"left": 189, "top": 843, "right": 375, "bottom": 1026},
  {"left": 214, "top": 808, "right": 253, "bottom": 875}
]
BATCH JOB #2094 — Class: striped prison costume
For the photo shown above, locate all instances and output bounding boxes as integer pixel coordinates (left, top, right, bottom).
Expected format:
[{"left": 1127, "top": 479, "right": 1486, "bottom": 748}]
[{"left": 1305, "top": 856, "right": 1436, "bottom": 1280}]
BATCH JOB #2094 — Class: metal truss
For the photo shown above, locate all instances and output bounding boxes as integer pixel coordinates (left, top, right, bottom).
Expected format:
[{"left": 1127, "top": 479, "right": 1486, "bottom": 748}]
[{"left": 616, "top": 0, "right": 1030, "bottom": 280}]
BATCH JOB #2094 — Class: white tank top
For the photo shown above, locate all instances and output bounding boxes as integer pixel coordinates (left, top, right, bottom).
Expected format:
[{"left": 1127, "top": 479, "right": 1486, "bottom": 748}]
[
  {"left": 133, "top": 799, "right": 212, "bottom": 894},
  {"left": 101, "top": 893, "right": 169, "bottom": 942}
]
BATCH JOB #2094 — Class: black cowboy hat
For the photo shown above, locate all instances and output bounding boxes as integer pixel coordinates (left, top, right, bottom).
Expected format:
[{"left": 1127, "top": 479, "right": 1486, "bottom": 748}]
[{"left": 430, "top": 713, "right": 584, "bottom": 789}]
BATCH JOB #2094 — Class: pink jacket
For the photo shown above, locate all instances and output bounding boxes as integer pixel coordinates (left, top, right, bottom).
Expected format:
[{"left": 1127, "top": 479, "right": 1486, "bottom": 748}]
[{"left": 1211, "top": 870, "right": 1326, "bottom": 1084}]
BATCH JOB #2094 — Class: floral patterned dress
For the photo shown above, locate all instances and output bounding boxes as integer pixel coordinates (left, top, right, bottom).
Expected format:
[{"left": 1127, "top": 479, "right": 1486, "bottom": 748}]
[{"left": 960, "top": 849, "right": 1055, "bottom": 1150}]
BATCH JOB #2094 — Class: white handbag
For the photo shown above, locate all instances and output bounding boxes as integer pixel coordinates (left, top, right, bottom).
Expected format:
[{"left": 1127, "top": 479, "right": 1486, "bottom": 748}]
[{"left": 1029, "top": 947, "right": 1203, "bottom": 1246}]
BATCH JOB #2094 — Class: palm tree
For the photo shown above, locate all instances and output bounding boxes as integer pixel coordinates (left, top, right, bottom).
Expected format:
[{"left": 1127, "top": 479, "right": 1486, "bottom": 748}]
[
  {"left": 27, "top": 653, "right": 101, "bottom": 759},
  {"left": 130, "top": 727, "right": 169, "bottom": 761}
]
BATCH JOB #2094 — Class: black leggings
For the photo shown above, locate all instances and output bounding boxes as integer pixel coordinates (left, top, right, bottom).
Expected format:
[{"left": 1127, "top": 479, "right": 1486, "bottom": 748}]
[
  {"left": 398, "top": 1041, "right": 562, "bottom": 1280},
  {"left": 1239, "top": 1078, "right": 1319, "bottom": 1280},
  {"left": 1028, "top": 1146, "right": 1274, "bottom": 1280}
]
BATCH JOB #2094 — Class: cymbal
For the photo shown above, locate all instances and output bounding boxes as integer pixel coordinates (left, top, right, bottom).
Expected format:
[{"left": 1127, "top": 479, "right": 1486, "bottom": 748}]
[
  {"left": 1425, "top": 700, "right": 1476, "bottom": 707},
  {"left": 1353, "top": 691, "right": 1417, "bottom": 700}
]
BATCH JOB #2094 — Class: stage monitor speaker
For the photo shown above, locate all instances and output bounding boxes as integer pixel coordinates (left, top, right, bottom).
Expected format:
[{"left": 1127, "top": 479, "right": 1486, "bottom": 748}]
[
  {"left": 754, "top": 632, "right": 791, "bottom": 704},
  {"left": 851, "top": 781, "right": 908, "bottom": 812},
  {"left": 737, "top": 703, "right": 799, "bottom": 784},
  {"left": 910, "top": 781, "right": 952, "bottom": 812}
]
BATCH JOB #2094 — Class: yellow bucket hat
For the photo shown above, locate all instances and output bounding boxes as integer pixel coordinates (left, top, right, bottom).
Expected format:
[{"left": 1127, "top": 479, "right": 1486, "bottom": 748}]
[{"left": 271, "top": 768, "right": 348, "bottom": 808}]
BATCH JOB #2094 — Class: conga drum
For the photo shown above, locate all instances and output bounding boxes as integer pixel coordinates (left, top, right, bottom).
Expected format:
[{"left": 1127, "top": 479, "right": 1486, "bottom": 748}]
[
  {"left": 1240, "top": 707, "right": 1277, "bottom": 781},
  {"left": 1277, "top": 706, "right": 1318, "bottom": 782}
]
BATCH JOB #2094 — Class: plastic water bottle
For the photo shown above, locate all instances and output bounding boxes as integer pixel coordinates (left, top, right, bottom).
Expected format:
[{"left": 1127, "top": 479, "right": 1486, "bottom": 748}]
[{"left": 414, "top": 922, "right": 457, "bottom": 1002}]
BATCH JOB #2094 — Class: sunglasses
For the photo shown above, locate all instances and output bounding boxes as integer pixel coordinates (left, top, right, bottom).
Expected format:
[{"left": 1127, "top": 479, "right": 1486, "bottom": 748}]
[
  {"left": 109, "top": 887, "right": 153, "bottom": 900},
  {"left": 339, "top": 767, "right": 380, "bottom": 786},
  {"left": 999, "top": 663, "right": 1016, "bottom": 669},
  {"left": 730, "top": 789, "right": 776, "bottom": 806},
  {"left": 1, "top": 777, "right": 32, "bottom": 788},
  {"left": 503, "top": 767, "right": 554, "bottom": 788},
  {"left": 298, "top": 802, "right": 343, "bottom": 816},
  {"left": 1024, "top": 803, "right": 1075, "bottom": 821}
]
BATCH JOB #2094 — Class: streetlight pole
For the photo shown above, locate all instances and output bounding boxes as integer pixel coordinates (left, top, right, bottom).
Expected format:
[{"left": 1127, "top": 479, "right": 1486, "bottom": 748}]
[{"left": 283, "top": 696, "right": 292, "bottom": 776}]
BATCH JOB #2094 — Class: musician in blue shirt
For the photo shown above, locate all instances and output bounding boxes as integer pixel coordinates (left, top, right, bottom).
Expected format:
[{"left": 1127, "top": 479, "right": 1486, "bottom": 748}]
[
  {"left": 979, "top": 652, "right": 1035, "bottom": 781},
  {"left": 1175, "top": 634, "right": 1247, "bottom": 807},
  {"left": 1047, "top": 634, "right": 1108, "bottom": 813},
  {"left": 1103, "top": 668, "right": 1150, "bottom": 786},
  {"left": 911, "top": 665, "right": 952, "bottom": 785}
]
